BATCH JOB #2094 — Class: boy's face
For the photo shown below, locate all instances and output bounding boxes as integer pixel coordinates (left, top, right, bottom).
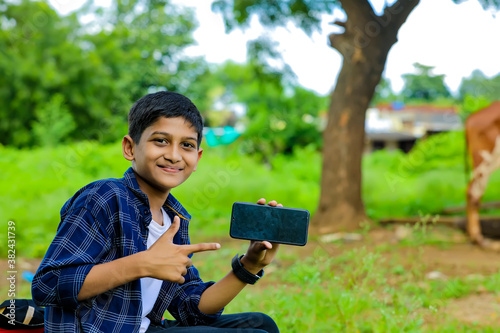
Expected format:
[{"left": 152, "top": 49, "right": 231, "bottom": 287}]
[{"left": 123, "top": 116, "right": 202, "bottom": 195}]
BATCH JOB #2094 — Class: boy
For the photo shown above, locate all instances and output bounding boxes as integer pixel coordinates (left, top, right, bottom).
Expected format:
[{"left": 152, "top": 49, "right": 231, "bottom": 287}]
[{"left": 32, "top": 91, "right": 280, "bottom": 332}]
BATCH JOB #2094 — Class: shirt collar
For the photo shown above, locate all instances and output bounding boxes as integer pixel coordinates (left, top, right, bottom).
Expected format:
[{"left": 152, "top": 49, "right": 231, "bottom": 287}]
[
  {"left": 123, "top": 167, "right": 148, "bottom": 202},
  {"left": 122, "top": 167, "right": 191, "bottom": 221}
]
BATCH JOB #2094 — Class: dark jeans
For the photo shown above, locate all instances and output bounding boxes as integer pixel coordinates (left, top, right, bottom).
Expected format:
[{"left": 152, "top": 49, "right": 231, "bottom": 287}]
[{"left": 146, "top": 312, "right": 279, "bottom": 333}]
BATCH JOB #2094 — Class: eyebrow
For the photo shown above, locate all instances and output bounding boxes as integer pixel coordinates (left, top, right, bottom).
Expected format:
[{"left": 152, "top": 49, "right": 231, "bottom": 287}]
[{"left": 150, "top": 131, "right": 198, "bottom": 142}]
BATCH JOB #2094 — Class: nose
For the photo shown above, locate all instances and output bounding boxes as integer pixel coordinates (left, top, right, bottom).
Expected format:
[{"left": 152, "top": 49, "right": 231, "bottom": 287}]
[{"left": 163, "top": 144, "right": 182, "bottom": 163}]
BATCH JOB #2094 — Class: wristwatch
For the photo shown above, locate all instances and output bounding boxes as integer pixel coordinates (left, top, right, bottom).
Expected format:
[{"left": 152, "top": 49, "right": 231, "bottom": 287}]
[{"left": 231, "top": 254, "right": 264, "bottom": 285}]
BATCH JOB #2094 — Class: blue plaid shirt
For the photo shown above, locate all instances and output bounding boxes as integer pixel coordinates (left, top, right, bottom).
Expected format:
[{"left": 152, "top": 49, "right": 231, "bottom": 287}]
[{"left": 32, "top": 167, "right": 222, "bottom": 332}]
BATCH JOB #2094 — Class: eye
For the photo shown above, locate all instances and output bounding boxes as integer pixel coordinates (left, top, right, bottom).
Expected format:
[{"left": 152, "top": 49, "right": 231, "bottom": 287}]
[
  {"left": 154, "top": 138, "right": 168, "bottom": 144},
  {"left": 182, "top": 142, "right": 196, "bottom": 149}
]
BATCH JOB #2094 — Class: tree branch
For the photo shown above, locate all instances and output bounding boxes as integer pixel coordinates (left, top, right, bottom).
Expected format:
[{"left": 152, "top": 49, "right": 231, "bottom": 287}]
[
  {"left": 332, "top": 20, "right": 346, "bottom": 28},
  {"left": 339, "top": 0, "right": 375, "bottom": 23},
  {"left": 385, "top": 0, "right": 421, "bottom": 32}
]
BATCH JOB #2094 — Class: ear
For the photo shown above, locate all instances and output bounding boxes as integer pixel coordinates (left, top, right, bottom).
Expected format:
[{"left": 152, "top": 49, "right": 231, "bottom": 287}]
[
  {"left": 122, "top": 135, "right": 135, "bottom": 162},
  {"left": 194, "top": 147, "right": 203, "bottom": 171}
]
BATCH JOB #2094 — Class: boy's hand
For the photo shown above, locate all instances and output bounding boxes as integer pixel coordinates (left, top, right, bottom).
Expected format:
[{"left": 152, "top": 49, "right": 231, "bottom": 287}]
[
  {"left": 240, "top": 198, "right": 281, "bottom": 274},
  {"left": 144, "top": 216, "right": 220, "bottom": 284}
]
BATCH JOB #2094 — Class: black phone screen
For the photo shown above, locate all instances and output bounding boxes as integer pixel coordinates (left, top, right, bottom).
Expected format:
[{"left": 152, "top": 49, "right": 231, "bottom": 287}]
[{"left": 230, "top": 202, "right": 310, "bottom": 246}]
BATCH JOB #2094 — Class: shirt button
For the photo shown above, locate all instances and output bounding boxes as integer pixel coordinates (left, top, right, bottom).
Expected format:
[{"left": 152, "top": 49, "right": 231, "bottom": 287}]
[{"left": 143, "top": 209, "right": 150, "bottom": 215}]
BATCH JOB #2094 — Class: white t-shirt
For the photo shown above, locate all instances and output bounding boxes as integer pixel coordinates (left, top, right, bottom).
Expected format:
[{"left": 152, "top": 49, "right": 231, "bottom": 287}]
[{"left": 139, "top": 208, "right": 172, "bottom": 333}]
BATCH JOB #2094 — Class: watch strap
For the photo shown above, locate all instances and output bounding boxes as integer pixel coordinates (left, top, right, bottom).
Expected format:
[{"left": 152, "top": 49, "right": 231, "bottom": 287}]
[{"left": 231, "top": 254, "right": 264, "bottom": 285}]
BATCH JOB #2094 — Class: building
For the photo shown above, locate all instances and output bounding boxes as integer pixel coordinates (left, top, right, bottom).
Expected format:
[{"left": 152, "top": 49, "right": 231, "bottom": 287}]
[{"left": 365, "top": 103, "right": 463, "bottom": 153}]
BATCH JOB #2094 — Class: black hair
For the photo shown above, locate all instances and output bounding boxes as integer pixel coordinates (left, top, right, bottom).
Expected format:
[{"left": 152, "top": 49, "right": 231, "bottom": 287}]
[{"left": 128, "top": 91, "right": 204, "bottom": 147}]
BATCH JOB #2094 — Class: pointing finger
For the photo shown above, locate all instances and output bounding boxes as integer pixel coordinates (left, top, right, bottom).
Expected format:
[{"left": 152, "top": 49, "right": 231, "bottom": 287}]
[{"left": 182, "top": 242, "right": 221, "bottom": 255}]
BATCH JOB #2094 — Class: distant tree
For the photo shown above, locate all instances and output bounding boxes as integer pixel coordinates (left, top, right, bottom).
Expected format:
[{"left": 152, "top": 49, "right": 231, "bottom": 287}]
[
  {"left": 458, "top": 70, "right": 500, "bottom": 102},
  {"left": 212, "top": 0, "right": 500, "bottom": 234},
  {"left": 401, "top": 63, "right": 452, "bottom": 102},
  {"left": 457, "top": 70, "right": 500, "bottom": 120},
  {"left": 204, "top": 57, "right": 326, "bottom": 161}
]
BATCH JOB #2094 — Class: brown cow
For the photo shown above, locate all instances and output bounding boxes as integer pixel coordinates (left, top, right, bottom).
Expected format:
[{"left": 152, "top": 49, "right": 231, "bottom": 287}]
[{"left": 465, "top": 101, "right": 500, "bottom": 245}]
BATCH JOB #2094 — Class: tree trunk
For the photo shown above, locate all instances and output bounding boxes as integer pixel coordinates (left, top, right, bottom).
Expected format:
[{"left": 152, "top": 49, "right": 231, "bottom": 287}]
[{"left": 312, "top": 0, "right": 419, "bottom": 234}]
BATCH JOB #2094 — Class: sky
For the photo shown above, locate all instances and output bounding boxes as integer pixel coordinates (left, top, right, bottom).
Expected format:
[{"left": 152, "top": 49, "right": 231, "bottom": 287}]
[{"left": 49, "top": 0, "right": 500, "bottom": 96}]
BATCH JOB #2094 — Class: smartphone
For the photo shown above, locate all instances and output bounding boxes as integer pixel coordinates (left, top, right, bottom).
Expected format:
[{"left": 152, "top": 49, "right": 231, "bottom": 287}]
[{"left": 230, "top": 202, "right": 310, "bottom": 246}]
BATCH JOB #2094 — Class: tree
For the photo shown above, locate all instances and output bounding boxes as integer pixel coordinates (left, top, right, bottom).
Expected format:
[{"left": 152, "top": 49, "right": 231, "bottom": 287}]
[
  {"left": 458, "top": 70, "right": 500, "bottom": 102},
  {"left": 193, "top": 54, "right": 326, "bottom": 161},
  {"left": 0, "top": 0, "right": 203, "bottom": 147},
  {"left": 401, "top": 63, "right": 451, "bottom": 102},
  {"left": 457, "top": 70, "right": 500, "bottom": 120},
  {"left": 211, "top": 0, "right": 500, "bottom": 234},
  {"left": 0, "top": 1, "right": 84, "bottom": 147}
]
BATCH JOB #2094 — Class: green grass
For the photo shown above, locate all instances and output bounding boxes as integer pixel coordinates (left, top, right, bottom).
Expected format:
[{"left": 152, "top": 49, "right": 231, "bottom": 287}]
[
  {"left": 0, "top": 141, "right": 321, "bottom": 256},
  {"left": 2, "top": 134, "right": 500, "bottom": 331},
  {"left": 363, "top": 131, "right": 500, "bottom": 219},
  {"left": 5, "top": 225, "right": 500, "bottom": 332},
  {"left": 217, "top": 231, "right": 500, "bottom": 332},
  {"left": 3, "top": 131, "right": 500, "bottom": 256}
]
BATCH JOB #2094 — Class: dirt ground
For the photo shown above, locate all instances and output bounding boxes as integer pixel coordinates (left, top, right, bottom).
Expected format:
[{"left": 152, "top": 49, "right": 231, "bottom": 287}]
[
  {"left": 2, "top": 224, "right": 500, "bottom": 328},
  {"left": 294, "top": 224, "right": 500, "bottom": 328}
]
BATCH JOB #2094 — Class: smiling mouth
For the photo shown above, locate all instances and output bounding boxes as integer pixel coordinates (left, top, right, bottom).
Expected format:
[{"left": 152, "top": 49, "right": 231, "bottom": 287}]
[{"left": 158, "top": 165, "right": 183, "bottom": 173}]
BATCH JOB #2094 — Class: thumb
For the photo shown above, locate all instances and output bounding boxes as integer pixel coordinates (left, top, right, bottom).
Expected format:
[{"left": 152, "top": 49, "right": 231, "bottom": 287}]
[{"left": 164, "top": 215, "right": 180, "bottom": 240}]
